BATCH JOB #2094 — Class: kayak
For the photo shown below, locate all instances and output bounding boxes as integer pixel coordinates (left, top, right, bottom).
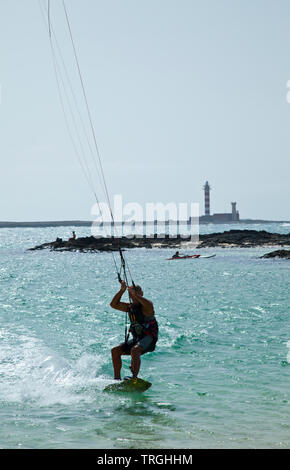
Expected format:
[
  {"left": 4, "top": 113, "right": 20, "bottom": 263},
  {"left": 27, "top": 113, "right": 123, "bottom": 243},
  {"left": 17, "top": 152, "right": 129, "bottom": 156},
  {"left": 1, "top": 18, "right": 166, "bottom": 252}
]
[
  {"left": 167, "top": 254, "right": 216, "bottom": 260},
  {"left": 167, "top": 255, "right": 200, "bottom": 260}
]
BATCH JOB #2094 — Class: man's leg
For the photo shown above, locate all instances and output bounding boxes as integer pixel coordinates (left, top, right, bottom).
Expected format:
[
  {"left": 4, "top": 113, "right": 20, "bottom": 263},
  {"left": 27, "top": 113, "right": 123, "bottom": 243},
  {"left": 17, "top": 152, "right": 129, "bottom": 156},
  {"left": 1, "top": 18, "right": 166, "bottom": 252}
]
[
  {"left": 130, "top": 345, "right": 143, "bottom": 379},
  {"left": 130, "top": 336, "right": 155, "bottom": 378},
  {"left": 111, "top": 345, "right": 124, "bottom": 380}
]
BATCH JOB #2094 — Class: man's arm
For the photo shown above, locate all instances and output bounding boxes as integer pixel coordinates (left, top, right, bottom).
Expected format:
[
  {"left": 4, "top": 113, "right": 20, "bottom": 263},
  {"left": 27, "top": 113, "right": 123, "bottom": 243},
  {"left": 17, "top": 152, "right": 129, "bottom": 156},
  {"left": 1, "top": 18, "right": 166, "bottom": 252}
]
[
  {"left": 110, "top": 282, "right": 129, "bottom": 312},
  {"left": 128, "top": 288, "right": 154, "bottom": 316}
]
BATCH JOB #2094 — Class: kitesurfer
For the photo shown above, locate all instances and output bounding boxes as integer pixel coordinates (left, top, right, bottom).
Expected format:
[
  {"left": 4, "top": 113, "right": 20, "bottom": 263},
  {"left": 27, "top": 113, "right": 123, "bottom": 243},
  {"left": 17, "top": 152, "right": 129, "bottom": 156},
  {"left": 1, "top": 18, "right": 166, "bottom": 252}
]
[{"left": 110, "top": 282, "right": 158, "bottom": 380}]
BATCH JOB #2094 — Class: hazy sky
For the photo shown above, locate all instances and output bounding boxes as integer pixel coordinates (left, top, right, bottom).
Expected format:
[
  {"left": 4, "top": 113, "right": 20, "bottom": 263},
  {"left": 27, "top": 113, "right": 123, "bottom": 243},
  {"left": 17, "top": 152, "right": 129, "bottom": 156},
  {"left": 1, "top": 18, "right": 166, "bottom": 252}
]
[{"left": 0, "top": 0, "right": 290, "bottom": 221}]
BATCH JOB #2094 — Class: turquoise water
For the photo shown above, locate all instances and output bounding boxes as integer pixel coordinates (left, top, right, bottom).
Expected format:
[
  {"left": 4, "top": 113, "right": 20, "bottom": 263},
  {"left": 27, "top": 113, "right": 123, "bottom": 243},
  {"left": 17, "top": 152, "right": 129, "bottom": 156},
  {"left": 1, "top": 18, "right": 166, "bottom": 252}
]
[{"left": 0, "top": 223, "right": 289, "bottom": 449}]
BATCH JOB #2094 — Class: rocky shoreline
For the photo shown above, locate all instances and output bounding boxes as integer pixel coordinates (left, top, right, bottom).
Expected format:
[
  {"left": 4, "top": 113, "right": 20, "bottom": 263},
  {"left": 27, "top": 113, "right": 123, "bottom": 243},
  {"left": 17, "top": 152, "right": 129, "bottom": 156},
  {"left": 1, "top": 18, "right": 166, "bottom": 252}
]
[
  {"left": 28, "top": 235, "right": 182, "bottom": 252},
  {"left": 260, "top": 249, "right": 290, "bottom": 259},
  {"left": 196, "top": 229, "right": 290, "bottom": 248},
  {"left": 28, "top": 229, "right": 290, "bottom": 252}
]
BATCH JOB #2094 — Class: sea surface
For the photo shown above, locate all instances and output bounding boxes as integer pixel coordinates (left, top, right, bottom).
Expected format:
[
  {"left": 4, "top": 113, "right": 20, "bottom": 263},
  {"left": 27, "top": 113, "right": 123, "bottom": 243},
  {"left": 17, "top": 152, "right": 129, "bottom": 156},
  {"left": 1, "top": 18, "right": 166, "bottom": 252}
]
[{"left": 0, "top": 222, "right": 289, "bottom": 449}]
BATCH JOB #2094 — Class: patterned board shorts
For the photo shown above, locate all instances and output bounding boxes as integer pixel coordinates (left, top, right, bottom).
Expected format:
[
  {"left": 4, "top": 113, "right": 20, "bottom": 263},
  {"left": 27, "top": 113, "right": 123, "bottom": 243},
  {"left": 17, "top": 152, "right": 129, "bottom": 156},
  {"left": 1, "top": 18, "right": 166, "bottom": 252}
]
[{"left": 120, "top": 335, "right": 156, "bottom": 355}]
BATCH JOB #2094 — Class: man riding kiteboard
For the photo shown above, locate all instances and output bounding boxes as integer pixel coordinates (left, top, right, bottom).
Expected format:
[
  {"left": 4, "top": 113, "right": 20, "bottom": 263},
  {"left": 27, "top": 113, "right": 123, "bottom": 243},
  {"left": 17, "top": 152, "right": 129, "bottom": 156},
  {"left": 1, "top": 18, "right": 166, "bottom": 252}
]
[{"left": 110, "top": 282, "right": 158, "bottom": 380}]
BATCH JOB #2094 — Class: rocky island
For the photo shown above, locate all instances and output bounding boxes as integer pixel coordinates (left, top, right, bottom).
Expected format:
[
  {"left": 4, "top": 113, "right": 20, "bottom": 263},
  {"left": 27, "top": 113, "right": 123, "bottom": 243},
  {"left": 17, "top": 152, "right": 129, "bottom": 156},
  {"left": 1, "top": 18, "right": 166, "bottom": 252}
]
[
  {"left": 260, "top": 249, "right": 290, "bottom": 259},
  {"left": 196, "top": 229, "right": 290, "bottom": 248},
  {"left": 28, "top": 229, "right": 290, "bottom": 252}
]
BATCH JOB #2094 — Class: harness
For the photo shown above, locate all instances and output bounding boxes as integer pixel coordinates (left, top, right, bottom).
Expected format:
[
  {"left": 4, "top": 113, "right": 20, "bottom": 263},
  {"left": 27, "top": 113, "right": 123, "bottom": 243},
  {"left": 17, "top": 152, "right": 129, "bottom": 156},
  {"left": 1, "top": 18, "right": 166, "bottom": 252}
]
[{"left": 128, "top": 303, "right": 158, "bottom": 343}]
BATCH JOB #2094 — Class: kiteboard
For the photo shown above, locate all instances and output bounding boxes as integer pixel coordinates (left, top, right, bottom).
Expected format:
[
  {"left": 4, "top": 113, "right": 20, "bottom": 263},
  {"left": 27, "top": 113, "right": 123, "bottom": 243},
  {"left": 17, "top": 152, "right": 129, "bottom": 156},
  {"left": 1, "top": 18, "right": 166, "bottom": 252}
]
[{"left": 104, "top": 378, "right": 152, "bottom": 393}]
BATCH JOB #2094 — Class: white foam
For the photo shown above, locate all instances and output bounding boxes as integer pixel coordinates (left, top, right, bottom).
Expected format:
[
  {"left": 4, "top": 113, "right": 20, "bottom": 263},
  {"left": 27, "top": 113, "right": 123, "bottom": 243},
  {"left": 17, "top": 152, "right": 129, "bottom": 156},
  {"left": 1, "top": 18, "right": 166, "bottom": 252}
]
[{"left": 0, "top": 328, "right": 106, "bottom": 407}]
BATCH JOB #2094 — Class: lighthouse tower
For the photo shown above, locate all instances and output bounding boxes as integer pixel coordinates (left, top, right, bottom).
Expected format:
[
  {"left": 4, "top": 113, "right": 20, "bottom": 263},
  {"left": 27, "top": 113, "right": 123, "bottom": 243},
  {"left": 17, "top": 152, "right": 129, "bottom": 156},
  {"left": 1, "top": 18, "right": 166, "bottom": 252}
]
[
  {"left": 203, "top": 181, "right": 211, "bottom": 216},
  {"left": 231, "top": 202, "right": 239, "bottom": 221}
]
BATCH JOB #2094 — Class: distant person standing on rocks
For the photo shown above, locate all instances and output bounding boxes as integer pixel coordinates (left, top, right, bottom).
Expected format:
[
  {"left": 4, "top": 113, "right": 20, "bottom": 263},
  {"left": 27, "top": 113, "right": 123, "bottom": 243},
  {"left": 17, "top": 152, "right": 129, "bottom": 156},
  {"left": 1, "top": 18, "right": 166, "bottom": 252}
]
[{"left": 68, "top": 231, "right": 76, "bottom": 242}]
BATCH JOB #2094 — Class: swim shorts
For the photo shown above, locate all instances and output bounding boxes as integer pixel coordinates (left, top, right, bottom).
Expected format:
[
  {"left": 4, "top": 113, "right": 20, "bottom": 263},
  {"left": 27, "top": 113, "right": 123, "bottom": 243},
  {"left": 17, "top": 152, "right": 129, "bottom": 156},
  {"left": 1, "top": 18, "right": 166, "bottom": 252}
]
[{"left": 120, "top": 335, "right": 156, "bottom": 355}]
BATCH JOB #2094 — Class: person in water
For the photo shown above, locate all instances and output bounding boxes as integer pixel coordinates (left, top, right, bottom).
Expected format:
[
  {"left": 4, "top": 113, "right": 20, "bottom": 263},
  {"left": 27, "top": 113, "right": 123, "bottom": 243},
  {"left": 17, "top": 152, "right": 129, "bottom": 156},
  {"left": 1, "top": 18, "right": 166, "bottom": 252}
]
[
  {"left": 110, "top": 282, "right": 158, "bottom": 380},
  {"left": 172, "top": 251, "right": 180, "bottom": 258}
]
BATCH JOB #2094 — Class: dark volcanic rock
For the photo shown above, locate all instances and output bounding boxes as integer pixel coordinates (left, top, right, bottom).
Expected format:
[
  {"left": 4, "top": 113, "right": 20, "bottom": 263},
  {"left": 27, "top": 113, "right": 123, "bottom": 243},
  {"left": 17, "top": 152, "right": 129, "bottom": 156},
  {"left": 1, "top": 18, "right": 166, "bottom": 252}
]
[
  {"left": 260, "top": 249, "right": 290, "bottom": 259},
  {"left": 196, "top": 230, "right": 290, "bottom": 248},
  {"left": 28, "top": 230, "right": 290, "bottom": 252},
  {"left": 28, "top": 234, "right": 189, "bottom": 252}
]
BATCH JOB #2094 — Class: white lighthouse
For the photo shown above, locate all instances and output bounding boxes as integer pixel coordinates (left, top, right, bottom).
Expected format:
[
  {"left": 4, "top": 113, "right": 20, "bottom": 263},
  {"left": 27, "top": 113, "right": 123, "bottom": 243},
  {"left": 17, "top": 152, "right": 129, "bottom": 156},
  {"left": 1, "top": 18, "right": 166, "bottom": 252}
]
[{"left": 203, "top": 181, "right": 211, "bottom": 216}]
